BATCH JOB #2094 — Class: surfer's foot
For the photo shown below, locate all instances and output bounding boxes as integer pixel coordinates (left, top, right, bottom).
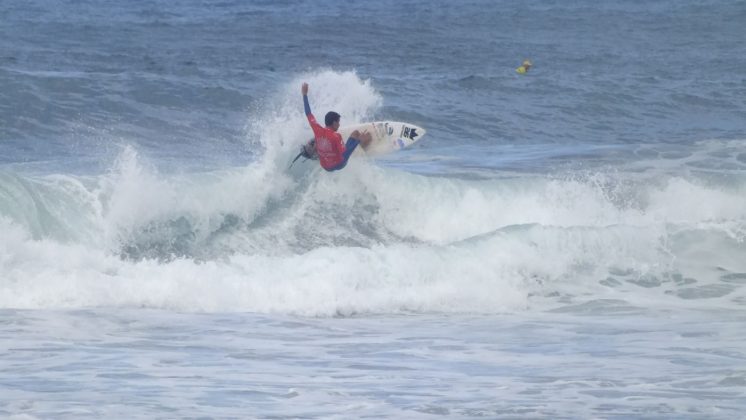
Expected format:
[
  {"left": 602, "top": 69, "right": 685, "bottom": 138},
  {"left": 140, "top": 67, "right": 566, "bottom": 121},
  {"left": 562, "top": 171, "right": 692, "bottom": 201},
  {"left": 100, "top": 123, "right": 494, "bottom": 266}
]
[{"left": 359, "top": 132, "right": 372, "bottom": 149}]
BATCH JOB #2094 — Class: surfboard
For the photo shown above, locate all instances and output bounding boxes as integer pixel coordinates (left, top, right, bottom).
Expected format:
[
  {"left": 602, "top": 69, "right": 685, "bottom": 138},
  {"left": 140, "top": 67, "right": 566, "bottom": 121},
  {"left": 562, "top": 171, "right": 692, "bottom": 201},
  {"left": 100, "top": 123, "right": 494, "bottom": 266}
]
[
  {"left": 337, "top": 121, "right": 426, "bottom": 157},
  {"left": 290, "top": 121, "right": 426, "bottom": 167}
]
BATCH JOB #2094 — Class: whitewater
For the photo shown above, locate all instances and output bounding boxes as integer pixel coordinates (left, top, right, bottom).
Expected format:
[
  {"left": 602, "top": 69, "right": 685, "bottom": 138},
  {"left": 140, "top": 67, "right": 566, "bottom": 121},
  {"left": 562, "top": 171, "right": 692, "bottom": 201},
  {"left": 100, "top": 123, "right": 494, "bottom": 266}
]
[{"left": 3, "top": 72, "right": 745, "bottom": 315}]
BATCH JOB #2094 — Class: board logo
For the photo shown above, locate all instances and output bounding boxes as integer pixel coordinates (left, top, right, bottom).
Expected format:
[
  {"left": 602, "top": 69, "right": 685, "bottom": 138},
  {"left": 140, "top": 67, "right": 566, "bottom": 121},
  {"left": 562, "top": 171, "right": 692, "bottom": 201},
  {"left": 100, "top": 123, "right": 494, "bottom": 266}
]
[
  {"left": 400, "top": 126, "right": 419, "bottom": 141},
  {"left": 397, "top": 139, "right": 405, "bottom": 149}
]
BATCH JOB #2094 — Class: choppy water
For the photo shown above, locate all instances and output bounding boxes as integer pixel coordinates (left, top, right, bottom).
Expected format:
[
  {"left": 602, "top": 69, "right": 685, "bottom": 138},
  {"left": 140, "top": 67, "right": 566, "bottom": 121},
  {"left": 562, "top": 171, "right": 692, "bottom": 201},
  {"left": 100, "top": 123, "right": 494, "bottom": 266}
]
[
  {"left": 1, "top": 0, "right": 745, "bottom": 418},
  {"left": 3, "top": 309, "right": 745, "bottom": 418}
]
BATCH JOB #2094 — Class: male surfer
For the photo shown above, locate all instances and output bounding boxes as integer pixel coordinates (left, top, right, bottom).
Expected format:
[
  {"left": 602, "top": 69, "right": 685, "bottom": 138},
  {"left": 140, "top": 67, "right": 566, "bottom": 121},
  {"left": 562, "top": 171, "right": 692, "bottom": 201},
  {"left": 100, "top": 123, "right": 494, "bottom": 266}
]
[
  {"left": 516, "top": 59, "right": 533, "bottom": 74},
  {"left": 300, "top": 82, "right": 371, "bottom": 171}
]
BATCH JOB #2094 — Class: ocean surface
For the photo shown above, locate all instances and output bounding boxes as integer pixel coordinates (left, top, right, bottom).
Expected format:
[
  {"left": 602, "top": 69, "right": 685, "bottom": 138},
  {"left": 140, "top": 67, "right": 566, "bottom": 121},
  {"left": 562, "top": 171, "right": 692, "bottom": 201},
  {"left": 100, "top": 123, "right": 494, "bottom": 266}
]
[{"left": 1, "top": 0, "right": 745, "bottom": 418}]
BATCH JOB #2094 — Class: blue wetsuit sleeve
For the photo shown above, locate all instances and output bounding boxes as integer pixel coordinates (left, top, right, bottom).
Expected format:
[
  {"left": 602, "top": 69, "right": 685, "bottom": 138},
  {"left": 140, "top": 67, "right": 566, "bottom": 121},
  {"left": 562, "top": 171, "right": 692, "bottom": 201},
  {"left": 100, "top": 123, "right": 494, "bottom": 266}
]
[{"left": 303, "top": 95, "right": 311, "bottom": 116}]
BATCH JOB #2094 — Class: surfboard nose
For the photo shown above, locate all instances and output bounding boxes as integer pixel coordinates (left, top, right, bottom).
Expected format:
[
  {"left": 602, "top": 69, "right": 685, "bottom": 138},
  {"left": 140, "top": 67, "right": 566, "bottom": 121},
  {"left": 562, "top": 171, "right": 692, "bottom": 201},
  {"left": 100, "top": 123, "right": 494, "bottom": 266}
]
[
  {"left": 404, "top": 124, "right": 425, "bottom": 142},
  {"left": 414, "top": 126, "right": 426, "bottom": 139}
]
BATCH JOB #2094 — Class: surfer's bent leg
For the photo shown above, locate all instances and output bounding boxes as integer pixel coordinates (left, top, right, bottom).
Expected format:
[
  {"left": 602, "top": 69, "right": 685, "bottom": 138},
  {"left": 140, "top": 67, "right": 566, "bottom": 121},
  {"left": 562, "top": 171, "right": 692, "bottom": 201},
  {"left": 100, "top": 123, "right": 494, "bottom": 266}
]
[
  {"left": 343, "top": 138, "right": 361, "bottom": 160},
  {"left": 325, "top": 138, "right": 360, "bottom": 172}
]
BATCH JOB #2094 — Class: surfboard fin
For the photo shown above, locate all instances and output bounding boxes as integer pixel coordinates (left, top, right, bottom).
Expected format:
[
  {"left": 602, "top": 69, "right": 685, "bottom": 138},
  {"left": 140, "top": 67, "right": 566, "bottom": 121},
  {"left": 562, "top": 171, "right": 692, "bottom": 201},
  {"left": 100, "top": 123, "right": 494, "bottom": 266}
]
[
  {"left": 288, "top": 139, "right": 318, "bottom": 169},
  {"left": 288, "top": 151, "right": 305, "bottom": 169}
]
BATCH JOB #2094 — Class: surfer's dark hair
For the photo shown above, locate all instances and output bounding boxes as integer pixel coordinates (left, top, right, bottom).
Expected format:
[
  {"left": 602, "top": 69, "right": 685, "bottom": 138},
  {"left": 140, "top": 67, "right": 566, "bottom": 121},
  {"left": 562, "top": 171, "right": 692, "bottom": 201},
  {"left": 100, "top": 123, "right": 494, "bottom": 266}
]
[{"left": 325, "top": 111, "right": 340, "bottom": 126}]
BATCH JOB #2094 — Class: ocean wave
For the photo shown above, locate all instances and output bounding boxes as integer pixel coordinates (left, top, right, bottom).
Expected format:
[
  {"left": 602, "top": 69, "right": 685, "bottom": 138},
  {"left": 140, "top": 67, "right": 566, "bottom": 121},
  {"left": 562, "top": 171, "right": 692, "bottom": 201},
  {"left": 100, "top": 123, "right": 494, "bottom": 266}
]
[
  {"left": 1, "top": 150, "right": 744, "bottom": 314},
  {"left": 1, "top": 71, "right": 744, "bottom": 315}
]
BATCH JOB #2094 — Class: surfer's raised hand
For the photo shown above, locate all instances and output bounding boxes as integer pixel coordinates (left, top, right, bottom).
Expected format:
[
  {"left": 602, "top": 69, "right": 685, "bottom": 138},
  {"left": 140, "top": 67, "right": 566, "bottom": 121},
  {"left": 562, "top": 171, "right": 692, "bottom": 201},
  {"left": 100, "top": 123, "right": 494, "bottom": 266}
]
[{"left": 302, "top": 82, "right": 309, "bottom": 96}]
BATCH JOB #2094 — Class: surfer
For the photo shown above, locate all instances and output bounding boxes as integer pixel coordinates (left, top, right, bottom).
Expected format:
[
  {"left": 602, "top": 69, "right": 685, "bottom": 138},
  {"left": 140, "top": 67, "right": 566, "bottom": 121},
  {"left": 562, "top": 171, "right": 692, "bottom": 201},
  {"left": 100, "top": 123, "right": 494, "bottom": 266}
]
[
  {"left": 516, "top": 59, "right": 533, "bottom": 74},
  {"left": 299, "top": 82, "right": 372, "bottom": 171}
]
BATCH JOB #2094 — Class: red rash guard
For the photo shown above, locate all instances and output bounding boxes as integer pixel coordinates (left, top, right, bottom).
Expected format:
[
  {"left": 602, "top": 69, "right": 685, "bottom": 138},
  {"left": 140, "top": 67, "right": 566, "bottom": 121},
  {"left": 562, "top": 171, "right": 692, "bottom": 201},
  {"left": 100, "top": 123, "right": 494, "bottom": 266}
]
[
  {"left": 306, "top": 112, "right": 346, "bottom": 170},
  {"left": 303, "top": 94, "right": 349, "bottom": 170}
]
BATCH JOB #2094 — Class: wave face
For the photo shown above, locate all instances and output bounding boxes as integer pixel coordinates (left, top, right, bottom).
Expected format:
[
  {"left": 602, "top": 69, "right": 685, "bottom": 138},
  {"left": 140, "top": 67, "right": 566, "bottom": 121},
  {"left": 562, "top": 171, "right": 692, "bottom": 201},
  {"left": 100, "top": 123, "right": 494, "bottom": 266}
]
[{"left": 1, "top": 71, "right": 745, "bottom": 315}]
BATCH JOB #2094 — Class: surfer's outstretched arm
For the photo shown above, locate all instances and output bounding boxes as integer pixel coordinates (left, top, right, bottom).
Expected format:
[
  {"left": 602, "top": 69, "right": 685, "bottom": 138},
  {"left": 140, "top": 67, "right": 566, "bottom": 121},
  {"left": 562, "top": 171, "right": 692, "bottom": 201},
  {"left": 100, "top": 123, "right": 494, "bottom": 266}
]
[
  {"left": 301, "top": 82, "right": 322, "bottom": 130},
  {"left": 302, "top": 83, "right": 312, "bottom": 116}
]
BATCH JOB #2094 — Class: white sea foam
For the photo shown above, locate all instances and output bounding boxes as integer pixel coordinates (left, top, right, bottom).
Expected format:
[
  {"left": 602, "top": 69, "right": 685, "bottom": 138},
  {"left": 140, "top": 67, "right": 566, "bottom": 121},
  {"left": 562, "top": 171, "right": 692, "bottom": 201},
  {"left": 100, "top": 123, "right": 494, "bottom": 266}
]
[
  {"left": 1, "top": 71, "right": 745, "bottom": 315},
  {"left": 1, "top": 164, "right": 744, "bottom": 315}
]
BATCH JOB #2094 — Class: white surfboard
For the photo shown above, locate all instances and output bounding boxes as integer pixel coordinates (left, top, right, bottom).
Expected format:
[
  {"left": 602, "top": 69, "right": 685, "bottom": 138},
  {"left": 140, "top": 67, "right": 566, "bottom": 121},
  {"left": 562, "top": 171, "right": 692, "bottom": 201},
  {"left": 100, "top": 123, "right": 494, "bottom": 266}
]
[{"left": 338, "top": 121, "right": 426, "bottom": 157}]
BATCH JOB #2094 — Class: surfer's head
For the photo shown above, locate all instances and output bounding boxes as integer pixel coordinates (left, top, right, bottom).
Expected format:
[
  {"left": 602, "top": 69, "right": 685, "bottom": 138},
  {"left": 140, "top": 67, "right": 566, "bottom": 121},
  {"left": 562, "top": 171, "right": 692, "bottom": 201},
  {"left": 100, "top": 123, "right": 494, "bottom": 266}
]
[{"left": 325, "top": 111, "right": 341, "bottom": 131}]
